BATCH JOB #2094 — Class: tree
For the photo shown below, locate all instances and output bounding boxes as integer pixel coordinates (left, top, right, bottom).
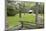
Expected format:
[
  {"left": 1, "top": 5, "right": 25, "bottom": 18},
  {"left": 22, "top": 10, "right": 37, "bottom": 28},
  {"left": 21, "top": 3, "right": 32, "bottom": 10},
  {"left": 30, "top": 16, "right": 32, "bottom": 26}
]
[
  {"left": 31, "top": 2, "right": 44, "bottom": 14},
  {"left": 7, "top": 3, "right": 18, "bottom": 16}
]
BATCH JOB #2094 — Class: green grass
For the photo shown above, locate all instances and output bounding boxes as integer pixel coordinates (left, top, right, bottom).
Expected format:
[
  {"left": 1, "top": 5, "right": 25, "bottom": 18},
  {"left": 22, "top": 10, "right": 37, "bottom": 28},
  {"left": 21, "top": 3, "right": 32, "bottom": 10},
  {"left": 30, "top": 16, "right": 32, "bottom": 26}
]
[
  {"left": 8, "top": 15, "right": 20, "bottom": 28},
  {"left": 22, "top": 14, "right": 35, "bottom": 22},
  {"left": 8, "top": 13, "right": 35, "bottom": 28}
]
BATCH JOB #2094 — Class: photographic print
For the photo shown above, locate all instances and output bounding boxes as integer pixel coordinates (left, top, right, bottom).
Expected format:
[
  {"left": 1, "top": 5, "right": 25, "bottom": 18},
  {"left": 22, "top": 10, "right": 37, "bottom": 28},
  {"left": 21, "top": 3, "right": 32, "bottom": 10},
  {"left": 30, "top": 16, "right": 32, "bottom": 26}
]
[{"left": 5, "top": 0, "right": 44, "bottom": 31}]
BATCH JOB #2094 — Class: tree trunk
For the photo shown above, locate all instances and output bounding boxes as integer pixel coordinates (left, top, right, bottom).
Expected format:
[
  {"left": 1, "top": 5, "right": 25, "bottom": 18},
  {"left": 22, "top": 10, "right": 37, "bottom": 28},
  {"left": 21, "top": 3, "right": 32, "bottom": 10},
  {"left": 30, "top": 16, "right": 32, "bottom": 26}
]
[{"left": 19, "top": 10, "right": 21, "bottom": 18}]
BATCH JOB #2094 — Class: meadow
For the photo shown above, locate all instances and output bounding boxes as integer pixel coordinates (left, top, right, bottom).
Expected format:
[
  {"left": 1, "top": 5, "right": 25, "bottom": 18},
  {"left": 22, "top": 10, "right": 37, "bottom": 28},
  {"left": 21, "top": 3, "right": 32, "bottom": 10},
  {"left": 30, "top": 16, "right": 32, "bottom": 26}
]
[{"left": 8, "top": 13, "right": 35, "bottom": 28}]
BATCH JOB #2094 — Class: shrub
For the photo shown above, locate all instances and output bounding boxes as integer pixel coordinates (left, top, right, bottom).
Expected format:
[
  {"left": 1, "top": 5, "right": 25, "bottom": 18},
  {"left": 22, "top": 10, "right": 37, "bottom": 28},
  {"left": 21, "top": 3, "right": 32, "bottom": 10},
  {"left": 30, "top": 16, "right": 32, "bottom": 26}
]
[{"left": 7, "top": 4, "right": 18, "bottom": 16}]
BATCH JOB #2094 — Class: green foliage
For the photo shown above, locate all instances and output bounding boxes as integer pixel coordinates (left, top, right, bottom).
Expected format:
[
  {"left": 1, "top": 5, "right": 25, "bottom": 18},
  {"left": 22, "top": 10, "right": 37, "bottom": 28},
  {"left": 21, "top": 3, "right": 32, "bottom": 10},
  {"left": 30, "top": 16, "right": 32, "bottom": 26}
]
[
  {"left": 7, "top": 9, "right": 16, "bottom": 16},
  {"left": 7, "top": 3, "right": 18, "bottom": 16},
  {"left": 31, "top": 3, "right": 44, "bottom": 14}
]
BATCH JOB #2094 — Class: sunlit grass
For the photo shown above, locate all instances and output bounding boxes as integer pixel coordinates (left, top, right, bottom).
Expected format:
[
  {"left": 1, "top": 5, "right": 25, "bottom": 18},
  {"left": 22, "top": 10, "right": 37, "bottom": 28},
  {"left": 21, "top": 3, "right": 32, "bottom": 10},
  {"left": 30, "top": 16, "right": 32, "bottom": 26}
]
[{"left": 8, "top": 13, "right": 35, "bottom": 28}]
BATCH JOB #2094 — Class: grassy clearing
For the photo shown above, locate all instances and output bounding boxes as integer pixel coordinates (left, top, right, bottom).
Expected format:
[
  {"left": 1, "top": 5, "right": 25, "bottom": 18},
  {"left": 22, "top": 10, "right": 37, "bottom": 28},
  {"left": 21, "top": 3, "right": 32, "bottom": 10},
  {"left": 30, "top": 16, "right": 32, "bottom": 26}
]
[
  {"left": 8, "top": 15, "right": 20, "bottom": 28},
  {"left": 22, "top": 14, "right": 35, "bottom": 23},
  {"left": 8, "top": 13, "right": 35, "bottom": 28}
]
